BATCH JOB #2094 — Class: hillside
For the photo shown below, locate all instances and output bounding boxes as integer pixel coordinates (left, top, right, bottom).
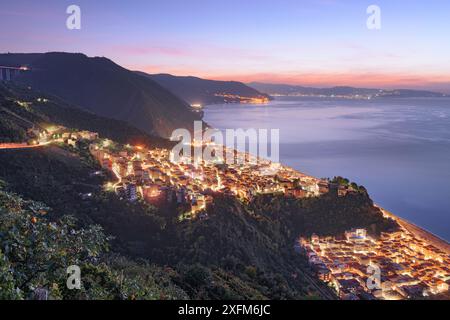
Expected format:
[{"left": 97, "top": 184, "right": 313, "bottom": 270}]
[
  {"left": 0, "top": 136, "right": 397, "bottom": 300},
  {"left": 0, "top": 184, "right": 189, "bottom": 300},
  {"left": 0, "top": 77, "right": 399, "bottom": 301},
  {"left": 0, "top": 146, "right": 331, "bottom": 299},
  {"left": 249, "top": 82, "right": 447, "bottom": 98},
  {"left": 142, "top": 73, "right": 271, "bottom": 106},
  {"left": 0, "top": 82, "right": 171, "bottom": 148},
  {"left": 0, "top": 52, "right": 202, "bottom": 138}
]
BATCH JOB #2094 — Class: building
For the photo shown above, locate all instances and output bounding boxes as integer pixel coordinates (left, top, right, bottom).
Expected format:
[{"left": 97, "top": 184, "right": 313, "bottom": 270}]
[
  {"left": 143, "top": 184, "right": 162, "bottom": 204},
  {"left": 317, "top": 181, "right": 330, "bottom": 194},
  {"left": 317, "top": 268, "right": 331, "bottom": 282},
  {"left": 345, "top": 229, "right": 367, "bottom": 242},
  {"left": 101, "top": 157, "right": 112, "bottom": 170},
  {"left": 334, "top": 278, "right": 362, "bottom": 298},
  {"left": 125, "top": 183, "right": 138, "bottom": 202},
  {"left": 0, "top": 66, "right": 28, "bottom": 81},
  {"left": 77, "top": 131, "right": 99, "bottom": 140}
]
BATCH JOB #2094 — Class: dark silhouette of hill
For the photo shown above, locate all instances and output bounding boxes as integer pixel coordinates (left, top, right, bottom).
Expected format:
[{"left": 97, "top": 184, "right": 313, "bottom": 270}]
[
  {"left": 0, "top": 83, "right": 171, "bottom": 147},
  {"left": 0, "top": 52, "right": 202, "bottom": 138},
  {"left": 249, "top": 82, "right": 447, "bottom": 98},
  {"left": 141, "top": 72, "right": 271, "bottom": 105}
]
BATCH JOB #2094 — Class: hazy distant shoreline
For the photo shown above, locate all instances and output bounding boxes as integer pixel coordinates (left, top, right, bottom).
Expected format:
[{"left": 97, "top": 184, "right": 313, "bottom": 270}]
[
  {"left": 203, "top": 96, "right": 450, "bottom": 241},
  {"left": 203, "top": 101, "right": 450, "bottom": 252}
]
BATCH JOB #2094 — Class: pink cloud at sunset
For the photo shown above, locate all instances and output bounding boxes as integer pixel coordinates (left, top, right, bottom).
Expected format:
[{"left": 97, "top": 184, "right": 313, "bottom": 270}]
[
  {"left": 1, "top": 0, "right": 450, "bottom": 93},
  {"left": 125, "top": 63, "right": 450, "bottom": 93},
  {"left": 110, "top": 45, "right": 189, "bottom": 57},
  {"left": 208, "top": 72, "right": 450, "bottom": 90}
]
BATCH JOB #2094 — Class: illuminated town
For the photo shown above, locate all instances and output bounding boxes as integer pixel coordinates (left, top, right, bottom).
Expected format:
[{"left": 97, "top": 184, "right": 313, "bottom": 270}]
[
  {"left": 7, "top": 122, "right": 448, "bottom": 301},
  {"left": 88, "top": 134, "right": 449, "bottom": 300},
  {"left": 88, "top": 136, "right": 333, "bottom": 219},
  {"left": 299, "top": 227, "right": 450, "bottom": 300},
  {"left": 213, "top": 93, "right": 270, "bottom": 104}
]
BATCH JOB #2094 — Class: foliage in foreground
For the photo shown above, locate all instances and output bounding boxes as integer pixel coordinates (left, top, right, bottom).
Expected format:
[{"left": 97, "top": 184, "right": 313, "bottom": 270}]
[{"left": 0, "top": 188, "right": 187, "bottom": 300}]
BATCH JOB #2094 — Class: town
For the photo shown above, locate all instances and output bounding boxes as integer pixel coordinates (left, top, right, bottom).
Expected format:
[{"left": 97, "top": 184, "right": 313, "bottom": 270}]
[
  {"left": 213, "top": 93, "right": 270, "bottom": 104},
  {"left": 299, "top": 226, "right": 450, "bottom": 300},
  {"left": 88, "top": 134, "right": 351, "bottom": 219},
  {"left": 4, "top": 123, "right": 448, "bottom": 301}
]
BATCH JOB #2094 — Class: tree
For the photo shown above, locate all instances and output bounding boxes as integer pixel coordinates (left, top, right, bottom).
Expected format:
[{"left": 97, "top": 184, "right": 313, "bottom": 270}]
[
  {"left": 0, "top": 194, "right": 109, "bottom": 298},
  {"left": 0, "top": 189, "right": 188, "bottom": 300},
  {"left": 0, "top": 250, "right": 21, "bottom": 299}
]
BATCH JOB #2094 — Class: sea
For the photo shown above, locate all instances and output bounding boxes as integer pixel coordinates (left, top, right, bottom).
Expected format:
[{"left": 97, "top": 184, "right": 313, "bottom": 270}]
[{"left": 203, "top": 96, "right": 450, "bottom": 242}]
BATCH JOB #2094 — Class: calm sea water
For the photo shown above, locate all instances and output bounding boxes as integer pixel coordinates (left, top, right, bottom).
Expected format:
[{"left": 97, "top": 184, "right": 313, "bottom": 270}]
[{"left": 203, "top": 97, "right": 450, "bottom": 241}]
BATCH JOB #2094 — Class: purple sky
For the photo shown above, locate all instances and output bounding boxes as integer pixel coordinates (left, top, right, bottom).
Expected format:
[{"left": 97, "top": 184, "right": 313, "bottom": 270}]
[{"left": 1, "top": 0, "right": 450, "bottom": 92}]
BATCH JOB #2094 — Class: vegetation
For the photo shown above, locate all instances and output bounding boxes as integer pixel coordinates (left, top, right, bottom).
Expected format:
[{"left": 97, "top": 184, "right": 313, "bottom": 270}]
[
  {"left": 0, "top": 117, "right": 28, "bottom": 143},
  {"left": 145, "top": 73, "right": 271, "bottom": 106},
  {"left": 249, "top": 193, "right": 398, "bottom": 238},
  {"left": 0, "top": 136, "right": 399, "bottom": 300},
  {"left": 0, "top": 84, "right": 398, "bottom": 300},
  {"left": 331, "top": 176, "right": 367, "bottom": 193},
  {"left": 0, "top": 83, "right": 172, "bottom": 148},
  {"left": 0, "top": 188, "right": 187, "bottom": 300},
  {"left": 0, "top": 52, "right": 202, "bottom": 138},
  {"left": 0, "top": 146, "right": 333, "bottom": 299}
]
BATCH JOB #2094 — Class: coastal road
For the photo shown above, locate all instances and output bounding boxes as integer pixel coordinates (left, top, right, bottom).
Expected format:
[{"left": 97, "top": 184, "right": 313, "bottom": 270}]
[{"left": 0, "top": 142, "right": 52, "bottom": 150}]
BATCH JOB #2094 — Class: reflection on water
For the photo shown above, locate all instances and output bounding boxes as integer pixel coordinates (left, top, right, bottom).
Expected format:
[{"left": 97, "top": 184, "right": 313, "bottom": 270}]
[{"left": 204, "top": 97, "right": 450, "bottom": 241}]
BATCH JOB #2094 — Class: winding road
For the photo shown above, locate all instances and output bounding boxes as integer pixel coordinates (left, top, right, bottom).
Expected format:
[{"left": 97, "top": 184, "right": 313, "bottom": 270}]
[{"left": 0, "top": 141, "right": 52, "bottom": 150}]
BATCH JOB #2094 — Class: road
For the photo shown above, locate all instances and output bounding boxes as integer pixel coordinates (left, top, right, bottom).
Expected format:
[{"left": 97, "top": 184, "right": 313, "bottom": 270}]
[
  {"left": 0, "top": 141, "right": 52, "bottom": 150},
  {"left": 0, "top": 65, "right": 28, "bottom": 70},
  {"left": 0, "top": 137, "right": 336, "bottom": 299},
  {"left": 112, "top": 166, "right": 123, "bottom": 190}
]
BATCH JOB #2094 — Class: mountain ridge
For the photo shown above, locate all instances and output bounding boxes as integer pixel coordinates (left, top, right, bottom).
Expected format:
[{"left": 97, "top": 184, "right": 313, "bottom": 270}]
[
  {"left": 249, "top": 82, "right": 448, "bottom": 98},
  {"left": 0, "top": 52, "right": 202, "bottom": 138},
  {"left": 0, "top": 82, "right": 171, "bottom": 148},
  {"left": 140, "top": 72, "right": 272, "bottom": 106}
]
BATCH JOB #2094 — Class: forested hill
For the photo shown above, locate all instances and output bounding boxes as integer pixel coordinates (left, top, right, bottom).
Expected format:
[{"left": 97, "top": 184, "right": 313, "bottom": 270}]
[
  {"left": 0, "top": 80, "right": 398, "bottom": 300},
  {"left": 249, "top": 82, "right": 447, "bottom": 98},
  {"left": 0, "top": 83, "right": 170, "bottom": 148},
  {"left": 141, "top": 72, "right": 272, "bottom": 106},
  {"left": 0, "top": 143, "right": 396, "bottom": 299},
  {"left": 0, "top": 52, "right": 202, "bottom": 138}
]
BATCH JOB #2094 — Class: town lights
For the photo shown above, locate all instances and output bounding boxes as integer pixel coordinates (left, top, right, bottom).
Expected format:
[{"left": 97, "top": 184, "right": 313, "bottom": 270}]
[
  {"left": 148, "top": 190, "right": 160, "bottom": 198},
  {"left": 104, "top": 182, "right": 114, "bottom": 191},
  {"left": 45, "top": 125, "right": 57, "bottom": 133}
]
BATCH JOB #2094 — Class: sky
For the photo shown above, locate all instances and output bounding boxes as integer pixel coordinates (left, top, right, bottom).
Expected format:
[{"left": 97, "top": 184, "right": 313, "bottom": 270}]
[{"left": 1, "top": 0, "right": 450, "bottom": 92}]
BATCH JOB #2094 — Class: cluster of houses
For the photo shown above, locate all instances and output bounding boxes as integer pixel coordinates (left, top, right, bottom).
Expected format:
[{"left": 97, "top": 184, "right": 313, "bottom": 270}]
[
  {"left": 26, "top": 123, "right": 99, "bottom": 147},
  {"left": 300, "top": 228, "right": 450, "bottom": 300},
  {"left": 88, "top": 139, "right": 358, "bottom": 218},
  {"left": 50, "top": 131, "right": 449, "bottom": 301}
]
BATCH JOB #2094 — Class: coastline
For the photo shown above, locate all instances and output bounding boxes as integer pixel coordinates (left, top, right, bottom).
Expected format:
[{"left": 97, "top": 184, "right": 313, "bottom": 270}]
[
  {"left": 377, "top": 205, "right": 450, "bottom": 255},
  {"left": 229, "top": 146, "right": 450, "bottom": 256},
  {"left": 203, "top": 99, "right": 450, "bottom": 255}
]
